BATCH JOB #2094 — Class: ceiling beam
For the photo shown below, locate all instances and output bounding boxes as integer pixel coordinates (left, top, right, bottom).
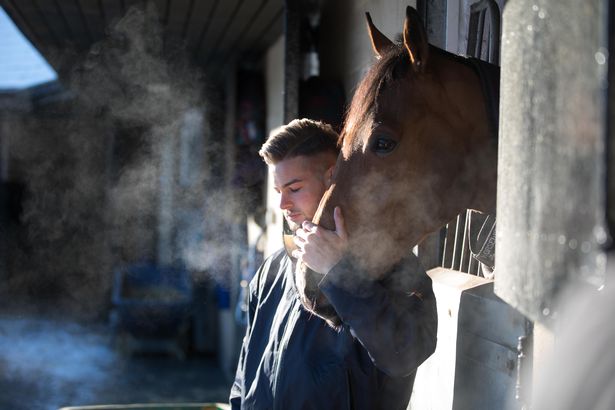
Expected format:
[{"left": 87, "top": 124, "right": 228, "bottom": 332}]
[
  {"left": 193, "top": 0, "right": 220, "bottom": 58},
  {"left": 74, "top": 0, "right": 94, "bottom": 43},
  {"left": 203, "top": 0, "right": 246, "bottom": 62},
  {"left": 180, "top": 0, "right": 196, "bottom": 40}
]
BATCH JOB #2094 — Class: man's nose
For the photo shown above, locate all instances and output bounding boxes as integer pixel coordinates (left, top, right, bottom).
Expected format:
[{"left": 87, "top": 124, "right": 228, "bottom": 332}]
[{"left": 279, "top": 192, "right": 292, "bottom": 210}]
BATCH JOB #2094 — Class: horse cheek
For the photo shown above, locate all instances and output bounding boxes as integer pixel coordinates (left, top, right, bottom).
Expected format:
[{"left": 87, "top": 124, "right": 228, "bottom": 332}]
[{"left": 316, "top": 158, "right": 361, "bottom": 231}]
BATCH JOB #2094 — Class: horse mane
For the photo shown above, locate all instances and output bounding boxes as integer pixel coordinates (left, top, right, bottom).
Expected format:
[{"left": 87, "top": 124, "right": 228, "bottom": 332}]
[
  {"left": 340, "top": 45, "right": 410, "bottom": 156},
  {"left": 340, "top": 45, "right": 472, "bottom": 157}
]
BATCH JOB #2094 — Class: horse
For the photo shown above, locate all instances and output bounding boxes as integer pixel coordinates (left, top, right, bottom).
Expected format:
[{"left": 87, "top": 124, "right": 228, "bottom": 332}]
[{"left": 293, "top": 6, "right": 499, "bottom": 327}]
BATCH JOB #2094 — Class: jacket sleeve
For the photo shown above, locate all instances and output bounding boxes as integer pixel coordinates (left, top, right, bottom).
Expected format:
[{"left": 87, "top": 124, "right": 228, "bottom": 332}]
[
  {"left": 318, "top": 252, "right": 438, "bottom": 378},
  {"left": 229, "top": 266, "right": 262, "bottom": 408}
]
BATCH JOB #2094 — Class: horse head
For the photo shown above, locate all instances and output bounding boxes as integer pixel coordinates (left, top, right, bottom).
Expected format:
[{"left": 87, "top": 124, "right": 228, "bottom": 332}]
[{"left": 296, "top": 6, "right": 498, "bottom": 327}]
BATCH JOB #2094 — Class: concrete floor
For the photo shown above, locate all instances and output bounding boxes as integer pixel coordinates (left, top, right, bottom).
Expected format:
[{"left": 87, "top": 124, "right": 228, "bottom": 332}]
[{"left": 0, "top": 315, "right": 231, "bottom": 410}]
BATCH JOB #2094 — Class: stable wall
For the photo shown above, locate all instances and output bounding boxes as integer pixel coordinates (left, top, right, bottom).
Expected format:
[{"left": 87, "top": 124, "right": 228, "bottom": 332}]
[{"left": 320, "top": 0, "right": 419, "bottom": 101}]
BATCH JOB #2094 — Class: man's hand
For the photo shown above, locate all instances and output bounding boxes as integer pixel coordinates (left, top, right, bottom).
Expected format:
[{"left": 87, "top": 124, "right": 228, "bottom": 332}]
[{"left": 292, "top": 206, "right": 348, "bottom": 274}]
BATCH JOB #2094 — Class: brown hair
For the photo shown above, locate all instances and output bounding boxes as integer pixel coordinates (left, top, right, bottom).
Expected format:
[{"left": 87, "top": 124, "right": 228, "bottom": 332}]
[{"left": 259, "top": 118, "right": 340, "bottom": 165}]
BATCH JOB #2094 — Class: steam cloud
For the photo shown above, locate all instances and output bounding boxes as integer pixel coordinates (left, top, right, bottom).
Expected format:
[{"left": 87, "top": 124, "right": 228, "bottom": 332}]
[{"left": 5, "top": 3, "right": 240, "bottom": 317}]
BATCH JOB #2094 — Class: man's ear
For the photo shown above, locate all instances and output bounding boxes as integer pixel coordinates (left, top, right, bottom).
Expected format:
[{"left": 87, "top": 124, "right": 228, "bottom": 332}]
[{"left": 325, "top": 165, "right": 335, "bottom": 187}]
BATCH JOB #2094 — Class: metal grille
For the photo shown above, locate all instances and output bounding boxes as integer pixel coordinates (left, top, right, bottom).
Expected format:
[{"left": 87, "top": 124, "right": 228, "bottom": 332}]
[
  {"left": 439, "top": 0, "right": 501, "bottom": 277},
  {"left": 441, "top": 210, "right": 482, "bottom": 275}
]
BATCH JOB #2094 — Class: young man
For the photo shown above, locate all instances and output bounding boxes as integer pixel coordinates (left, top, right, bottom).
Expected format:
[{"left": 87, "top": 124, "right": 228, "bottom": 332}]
[{"left": 230, "top": 118, "right": 437, "bottom": 409}]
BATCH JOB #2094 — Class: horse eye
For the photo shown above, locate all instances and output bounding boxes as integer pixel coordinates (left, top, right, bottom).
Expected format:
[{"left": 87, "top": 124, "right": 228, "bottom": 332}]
[{"left": 370, "top": 136, "right": 397, "bottom": 155}]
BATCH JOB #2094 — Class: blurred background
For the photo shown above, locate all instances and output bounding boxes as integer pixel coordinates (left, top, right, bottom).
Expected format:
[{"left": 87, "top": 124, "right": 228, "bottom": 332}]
[
  {"left": 0, "top": 0, "right": 348, "bottom": 408},
  {"left": 1, "top": 0, "right": 612, "bottom": 409}
]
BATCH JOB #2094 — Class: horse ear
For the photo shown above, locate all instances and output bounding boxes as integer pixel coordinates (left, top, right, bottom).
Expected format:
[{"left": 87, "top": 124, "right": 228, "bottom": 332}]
[
  {"left": 403, "top": 6, "right": 429, "bottom": 72},
  {"left": 365, "top": 12, "right": 394, "bottom": 59}
]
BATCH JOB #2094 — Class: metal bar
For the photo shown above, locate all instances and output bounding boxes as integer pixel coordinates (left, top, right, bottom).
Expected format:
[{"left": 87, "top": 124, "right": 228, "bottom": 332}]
[
  {"left": 467, "top": 10, "right": 478, "bottom": 56},
  {"left": 442, "top": 222, "right": 456, "bottom": 268},
  {"left": 450, "top": 217, "right": 460, "bottom": 270},
  {"left": 468, "top": 248, "right": 477, "bottom": 275},
  {"left": 459, "top": 210, "right": 472, "bottom": 272},
  {"left": 450, "top": 213, "right": 466, "bottom": 270},
  {"left": 476, "top": 9, "right": 486, "bottom": 58},
  {"left": 440, "top": 224, "right": 449, "bottom": 267},
  {"left": 455, "top": 214, "right": 464, "bottom": 270},
  {"left": 487, "top": 0, "right": 501, "bottom": 63}
]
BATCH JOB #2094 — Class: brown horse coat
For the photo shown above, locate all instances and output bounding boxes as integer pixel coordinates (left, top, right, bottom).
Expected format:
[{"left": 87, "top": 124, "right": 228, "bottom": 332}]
[{"left": 295, "top": 6, "right": 498, "bottom": 326}]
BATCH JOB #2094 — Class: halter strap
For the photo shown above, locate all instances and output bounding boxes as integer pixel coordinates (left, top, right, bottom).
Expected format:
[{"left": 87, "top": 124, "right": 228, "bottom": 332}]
[{"left": 465, "top": 57, "right": 500, "bottom": 146}]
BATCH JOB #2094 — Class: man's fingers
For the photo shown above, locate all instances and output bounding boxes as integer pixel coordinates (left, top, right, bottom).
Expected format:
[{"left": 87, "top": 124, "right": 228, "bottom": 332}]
[
  {"left": 294, "top": 227, "right": 308, "bottom": 240},
  {"left": 302, "top": 220, "right": 316, "bottom": 231},
  {"left": 333, "top": 206, "right": 348, "bottom": 240},
  {"left": 293, "top": 234, "right": 306, "bottom": 247}
]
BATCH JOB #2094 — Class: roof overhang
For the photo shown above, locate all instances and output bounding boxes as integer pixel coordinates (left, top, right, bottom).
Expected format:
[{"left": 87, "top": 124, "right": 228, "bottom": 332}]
[{"left": 0, "top": 0, "right": 284, "bottom": 79}]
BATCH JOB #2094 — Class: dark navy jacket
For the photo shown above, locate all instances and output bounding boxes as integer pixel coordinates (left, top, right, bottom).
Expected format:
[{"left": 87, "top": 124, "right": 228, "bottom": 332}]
[{"left": 230, "top": 248, "right": 437, "bottom": 409}]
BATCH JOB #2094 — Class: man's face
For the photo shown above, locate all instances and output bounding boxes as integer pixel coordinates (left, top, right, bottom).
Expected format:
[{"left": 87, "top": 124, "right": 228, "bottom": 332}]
[{"left": 272, "top": 154, "right": 335, "bottom": 232}]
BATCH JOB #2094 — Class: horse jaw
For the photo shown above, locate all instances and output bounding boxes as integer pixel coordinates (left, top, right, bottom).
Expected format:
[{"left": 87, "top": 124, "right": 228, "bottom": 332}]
[{"left": 313, "top": 163, "right": 443, "bottom": 278}]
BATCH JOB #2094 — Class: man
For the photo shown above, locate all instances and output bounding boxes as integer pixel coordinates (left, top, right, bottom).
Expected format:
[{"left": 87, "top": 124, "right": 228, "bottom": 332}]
[{"left": 230, "top": 118, "right": 437, "bottom": 409}]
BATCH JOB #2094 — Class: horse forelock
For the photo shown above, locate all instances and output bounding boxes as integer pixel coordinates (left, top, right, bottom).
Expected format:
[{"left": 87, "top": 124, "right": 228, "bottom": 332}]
[{"left": 340, "top": 45, "right": 412, "bottom": 158}]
